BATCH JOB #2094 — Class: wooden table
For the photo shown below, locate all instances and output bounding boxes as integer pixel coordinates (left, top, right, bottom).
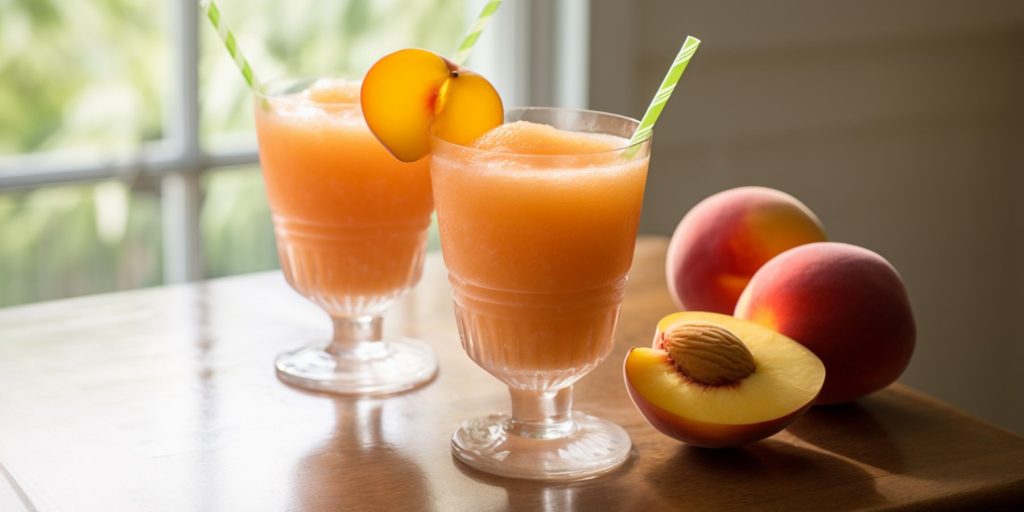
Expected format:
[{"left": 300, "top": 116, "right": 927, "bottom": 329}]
[{"left": 1, "top": 237, "right": 1022, "bottom": 511}]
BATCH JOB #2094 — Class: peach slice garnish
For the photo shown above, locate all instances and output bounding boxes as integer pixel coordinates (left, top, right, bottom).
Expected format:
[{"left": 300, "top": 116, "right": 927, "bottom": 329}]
[
  {"left": 361, "top": 48, "right": 503, "bottom": 162},
  {"left": 624, "top": 311, "right": 826, "bottom": 448}
]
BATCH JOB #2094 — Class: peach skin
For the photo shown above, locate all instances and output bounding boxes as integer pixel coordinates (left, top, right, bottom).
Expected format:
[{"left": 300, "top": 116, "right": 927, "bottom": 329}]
[
  {"left": 735, "top": 242, "right": 916, "bottom": 404},
  {"left": 666, "top": 187, "right": 826, "bottom": 314}
]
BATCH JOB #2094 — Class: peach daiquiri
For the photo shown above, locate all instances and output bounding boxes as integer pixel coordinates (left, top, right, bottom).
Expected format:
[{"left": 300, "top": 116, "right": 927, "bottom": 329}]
[
  {"left": 430, "top": 113, "right": 650, "bottom": 480},
  {"left": 361, "top": 39, "right": 699, "bottom": 479},
  {"left": 432, "top": 119, "right": 647, "bottom": 381},
  {"left": 254, "top": 78, "right": 438, "bottom": 394}
]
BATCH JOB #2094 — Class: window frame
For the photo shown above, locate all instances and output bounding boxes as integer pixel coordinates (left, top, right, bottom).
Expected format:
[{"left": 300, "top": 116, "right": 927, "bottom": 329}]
[{"left": 0, "top": 0, "right": 587, "bottom": 286}]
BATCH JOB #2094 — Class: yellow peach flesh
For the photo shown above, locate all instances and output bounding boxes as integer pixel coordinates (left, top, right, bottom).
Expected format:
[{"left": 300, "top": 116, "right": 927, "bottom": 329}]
[
  {"left": 431, "top": 72, "right": 503, "bottom": 148},
  {"left": 641, "top": 311, "right": 823, "bottom": 424},
  {"left": 361, "top": 48, "right": 503, "bottom": 162},
  {"left": 361, "top": 48, "right": 448, "bottom": 162}
]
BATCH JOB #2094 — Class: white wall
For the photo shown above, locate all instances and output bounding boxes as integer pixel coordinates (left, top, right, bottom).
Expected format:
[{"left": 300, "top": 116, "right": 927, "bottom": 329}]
[{"left": 589, "top": 0, "right": 1024, "bottom": 434}]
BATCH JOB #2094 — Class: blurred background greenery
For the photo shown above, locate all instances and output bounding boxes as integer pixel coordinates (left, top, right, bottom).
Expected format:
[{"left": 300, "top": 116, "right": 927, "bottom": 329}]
[{"left": 0, "top": 0, "right": 464, "bottom": 307}]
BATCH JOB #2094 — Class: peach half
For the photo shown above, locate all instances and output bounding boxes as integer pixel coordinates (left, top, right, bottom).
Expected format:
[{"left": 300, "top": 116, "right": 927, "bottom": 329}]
[
  {"left": 361, "top": 48, "right": 504, "bottom": 162},
  {"left": 666, "top": 187, "right": 827, "bottom": 314},
  {"left": 624, "top": 312, "right": 825, "bottom": 448}
]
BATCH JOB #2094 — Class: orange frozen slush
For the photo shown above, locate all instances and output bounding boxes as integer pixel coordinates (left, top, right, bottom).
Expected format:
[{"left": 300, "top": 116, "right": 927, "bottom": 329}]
[
  {"left": 255, "top": 80, "right": 433, "bottom": 315},
  {"left": 431, "top": 121, "right": 649, "bottom": 381}
]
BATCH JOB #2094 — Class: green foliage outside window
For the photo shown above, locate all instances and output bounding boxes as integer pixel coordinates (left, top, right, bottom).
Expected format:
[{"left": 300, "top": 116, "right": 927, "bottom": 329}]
[{"left": 0, "top": 0, "right": 465, "bottom": 307}]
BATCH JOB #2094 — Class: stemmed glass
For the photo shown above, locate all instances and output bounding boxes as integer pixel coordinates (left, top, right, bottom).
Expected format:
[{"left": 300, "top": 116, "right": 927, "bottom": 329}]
[
  {"left": 429, "top": 107, "right": 651, "bottom": 479},
  {"left": 253, "top": 77, "right": 438, "bottom": 395}
]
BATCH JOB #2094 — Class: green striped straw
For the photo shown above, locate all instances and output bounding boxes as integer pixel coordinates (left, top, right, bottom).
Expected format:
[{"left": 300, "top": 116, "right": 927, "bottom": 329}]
[
  {"left": 200, "top": 0, "right": 262, "bottom": 92},
  {"left": 453, "top": 0, "right": 503, "bottom": 66},
  {"left": 625, "top": 35, "right": 701, "bottom": 156}
]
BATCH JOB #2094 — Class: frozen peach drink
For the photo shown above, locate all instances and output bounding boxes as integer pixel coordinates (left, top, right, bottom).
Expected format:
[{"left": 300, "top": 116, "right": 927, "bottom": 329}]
[
  {"left": 255, "top": 80, "right": 433, "bottom": 310},
  {"left": 359, "top": 47, "right": 659, "bottom": 480},
  {"left": 431, "top": 120, "right": 648, "bottom": 384},
  {"left": 254, "top": 78, "right": 437, "bottom": 395},
  {"left": 431, "top": 110, "right": 650, "bottom": 480}
]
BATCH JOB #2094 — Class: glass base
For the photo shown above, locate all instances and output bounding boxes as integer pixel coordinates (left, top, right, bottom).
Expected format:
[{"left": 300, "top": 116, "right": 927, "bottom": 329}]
[
  {"left": 451, "top": 412, "right": 632, "bottom": 481},
  {"left": 275, "top": 338, "right": 437, "bottom": 395}
]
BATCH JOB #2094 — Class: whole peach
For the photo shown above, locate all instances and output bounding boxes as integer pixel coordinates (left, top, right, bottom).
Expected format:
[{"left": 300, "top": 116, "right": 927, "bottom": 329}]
[
  {"left": 734, "top": 242, "right": 916, "bottom": 404},
  {"left": 667, "top": 187, "right": 826, "bottom": 314}
]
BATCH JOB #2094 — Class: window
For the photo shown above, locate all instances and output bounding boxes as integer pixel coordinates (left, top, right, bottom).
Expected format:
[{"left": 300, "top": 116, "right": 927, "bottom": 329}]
[{"left": 0, "top": 0, "right": 584, "bottom": 307}]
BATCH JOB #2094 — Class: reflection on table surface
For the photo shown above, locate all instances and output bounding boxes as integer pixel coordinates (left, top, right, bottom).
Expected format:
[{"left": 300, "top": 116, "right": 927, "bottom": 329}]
[{"left": 0, "top": 238, "right": 1022, "bottom": 511}]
